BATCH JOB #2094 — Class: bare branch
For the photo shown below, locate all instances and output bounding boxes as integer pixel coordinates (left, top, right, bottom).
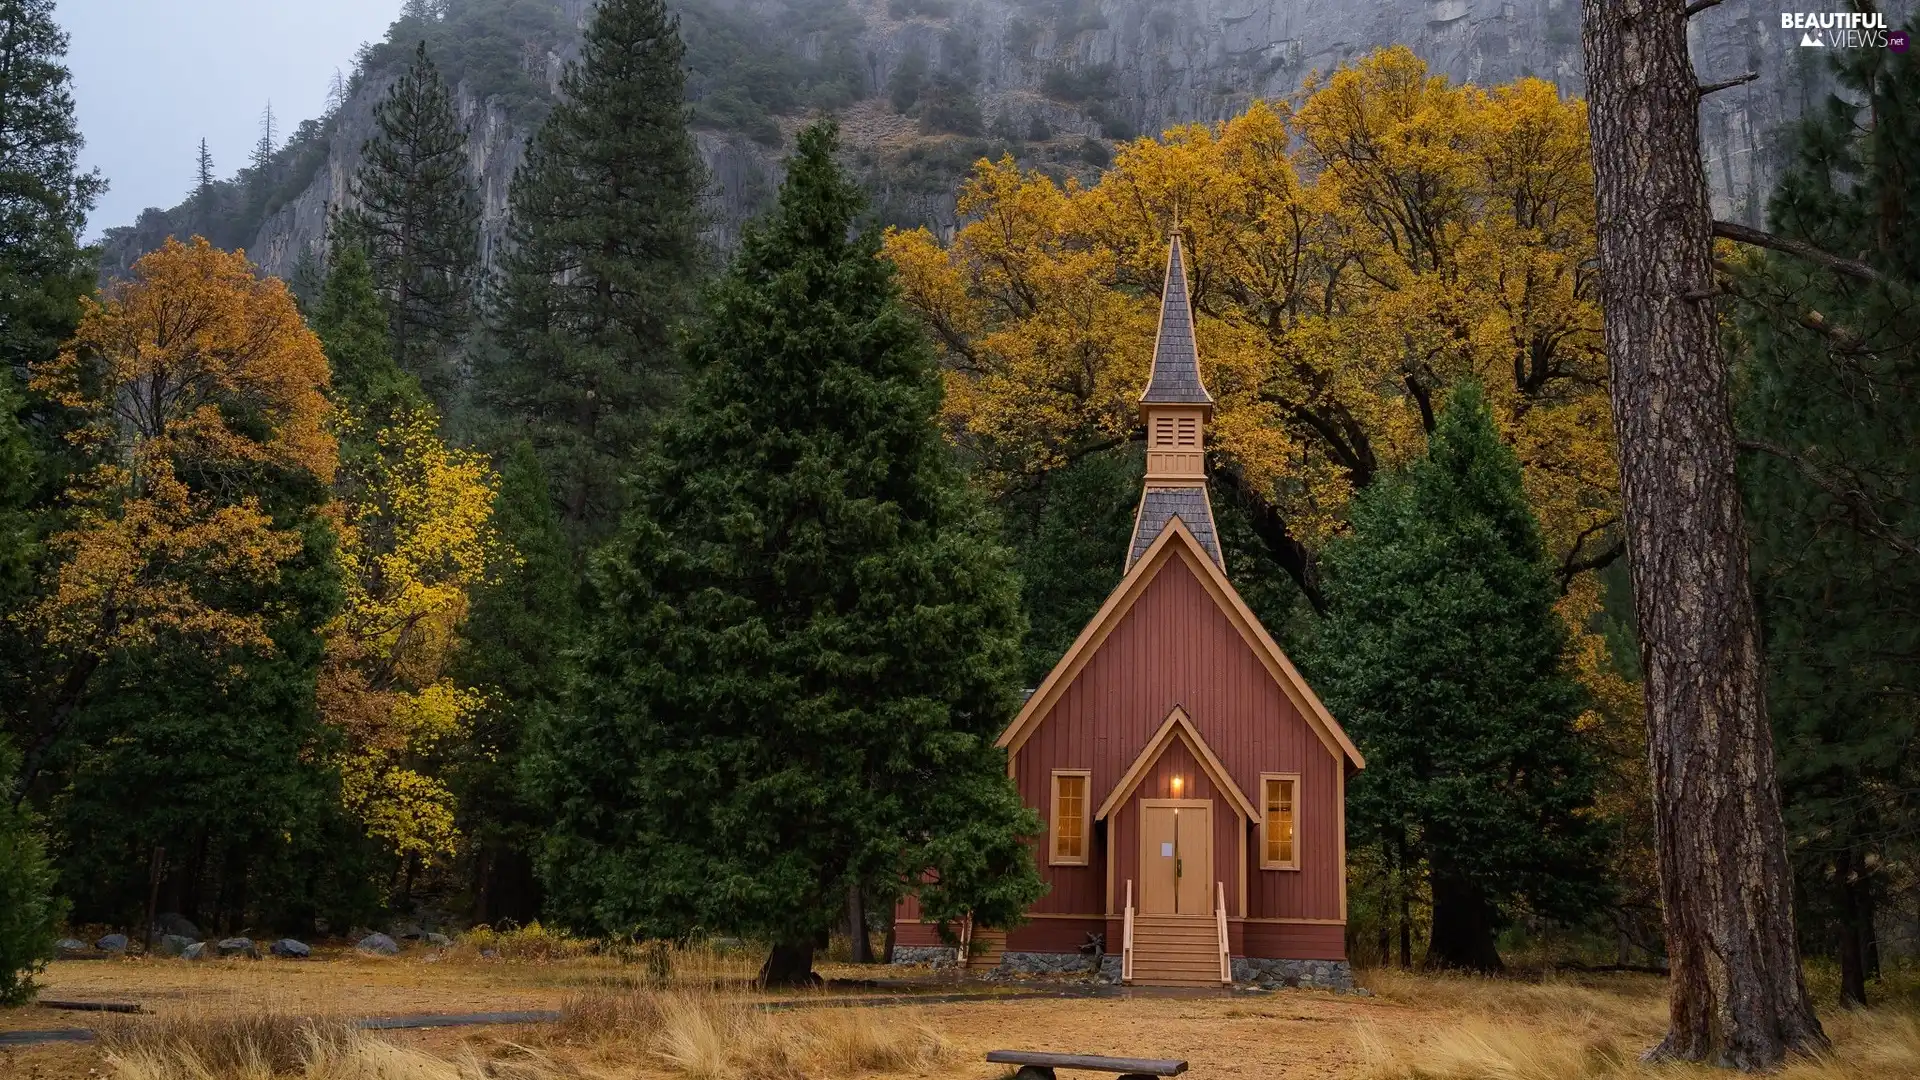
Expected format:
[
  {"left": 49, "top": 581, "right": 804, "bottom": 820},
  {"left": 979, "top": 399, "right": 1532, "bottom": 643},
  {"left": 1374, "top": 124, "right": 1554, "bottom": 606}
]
[
  {"left": 1556, "top": 519, "right": 1626, "bottom": 595},
  {"left": 1685, "top": 0, "right": 1728, "bottom": 15},
  {"left": 1712, "top": 220, "right": 1887, "bottom": 284},
  {"left": 1698, "top": 71, "right": 1758, "bottom": 97}
]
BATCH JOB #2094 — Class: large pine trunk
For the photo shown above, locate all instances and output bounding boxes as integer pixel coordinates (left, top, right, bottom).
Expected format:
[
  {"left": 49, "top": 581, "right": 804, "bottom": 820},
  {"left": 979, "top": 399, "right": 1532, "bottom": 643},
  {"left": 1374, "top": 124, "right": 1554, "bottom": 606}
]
[
  {"left": 759, "top": 942, "right": 821, "bottom": 988},
  {"left": 1423, "top": 870, "right": 1503, "bottom": 973},
  {"left": 1578, "top": 1, "right": 1826, "bottom": 1067}
]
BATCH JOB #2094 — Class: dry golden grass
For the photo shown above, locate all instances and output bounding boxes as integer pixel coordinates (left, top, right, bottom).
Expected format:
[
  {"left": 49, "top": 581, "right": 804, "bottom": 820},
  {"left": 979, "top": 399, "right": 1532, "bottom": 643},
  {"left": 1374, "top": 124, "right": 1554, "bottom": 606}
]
[
  {"left": 1350, "top": 968, "right": 1920, "bottom": 1080},
  {"left": 82, "top": 989, "right": 955, "bottom": 1080}
]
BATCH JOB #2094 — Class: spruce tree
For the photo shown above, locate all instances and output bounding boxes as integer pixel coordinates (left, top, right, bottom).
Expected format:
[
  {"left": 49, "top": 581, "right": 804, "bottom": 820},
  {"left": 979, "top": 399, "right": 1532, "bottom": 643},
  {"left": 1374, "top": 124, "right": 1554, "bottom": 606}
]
[
  {"left": 350, "top": 41, "right": 480, "bottom": 398},
  {"left": 1308, "top": 381, "right": 1608, "bottom": 971},
  {"left": 449, "top": 440, "right": 577, "bottom": 923},
  {"left": 530, "top": 121, "right": 1042, "bottom": 985},
  {"left": 1737, "top": 40, "right": 1920, "bottom": 1009},
  {"left": 487, "top": 0, "right": 707, "bottom": 544}
]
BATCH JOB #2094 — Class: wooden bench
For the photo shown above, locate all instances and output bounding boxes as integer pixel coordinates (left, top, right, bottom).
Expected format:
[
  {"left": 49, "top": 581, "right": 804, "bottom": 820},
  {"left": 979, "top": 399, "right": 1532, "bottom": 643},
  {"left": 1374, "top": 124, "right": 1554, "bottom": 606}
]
[{"left": 986, "top": 1049, "right": 1188, "bottom": 1079}]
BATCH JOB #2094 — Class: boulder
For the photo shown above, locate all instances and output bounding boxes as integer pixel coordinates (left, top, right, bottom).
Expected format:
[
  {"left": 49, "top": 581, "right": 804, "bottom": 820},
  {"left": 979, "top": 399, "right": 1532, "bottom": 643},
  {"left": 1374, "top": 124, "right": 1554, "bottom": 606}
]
[
  {"left": 357, "top": 932, "right": 400, "bottom": 956},
  {"left": 390, "top": 921, "right": 425, "bottom": 941},
  {"left": 54, "top": 938, "right": 88, "bottom": 956},
  {"left": 152, "top": 913, "right": 199, "bottom": 938},
  {"left": 270, "top": 938, "right": 311, "bottom": 959},
  {"left": 180, "top": 942, "right": 209, "bottom": 960},
  {"left": 425, "top": 932, "right": 450, "bottom": 947},
  {"left": 157, "top": 934, "right": 194, "bottom": 957},
  {"left": 95, "top": 933, "right": 129, "bottom": 953},
  {"left": 216, "top": 937, "right": 259, "bottom": 959}
]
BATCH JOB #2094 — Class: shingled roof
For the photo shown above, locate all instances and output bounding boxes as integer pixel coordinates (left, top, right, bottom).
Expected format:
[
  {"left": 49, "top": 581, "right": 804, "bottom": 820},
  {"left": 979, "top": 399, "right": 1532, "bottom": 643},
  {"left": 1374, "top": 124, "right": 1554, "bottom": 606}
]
[
  {"left": 1128, "top": 486, "right": 1222, "bottom": 570},
  {"left": 1139, "top": 232, "right": 1214, "bottom": 407}
]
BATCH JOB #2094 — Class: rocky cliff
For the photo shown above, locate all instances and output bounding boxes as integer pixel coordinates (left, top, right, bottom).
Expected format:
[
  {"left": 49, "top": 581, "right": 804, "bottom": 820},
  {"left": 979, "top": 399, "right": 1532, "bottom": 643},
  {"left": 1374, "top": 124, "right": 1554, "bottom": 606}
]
[{"left": 102, "top": 0, "right": 1836, "bottom": 283}]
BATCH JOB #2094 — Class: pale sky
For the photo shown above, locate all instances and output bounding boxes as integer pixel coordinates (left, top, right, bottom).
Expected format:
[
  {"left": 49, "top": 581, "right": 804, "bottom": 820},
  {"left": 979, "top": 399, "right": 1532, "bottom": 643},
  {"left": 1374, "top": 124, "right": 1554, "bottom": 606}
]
[{"left": 64, "top": 0, "right": 405, "bottom": 241}]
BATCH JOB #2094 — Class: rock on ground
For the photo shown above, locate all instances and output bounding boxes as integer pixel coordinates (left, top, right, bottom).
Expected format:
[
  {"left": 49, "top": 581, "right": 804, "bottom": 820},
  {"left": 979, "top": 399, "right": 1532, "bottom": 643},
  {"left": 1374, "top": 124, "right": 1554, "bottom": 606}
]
[
  {"left": 270, "top": 938, "right": 312, "bottom": 958},
  {"left": 157, "top": 934, "right": 194, "bottom": 957},
  {"left": 358, "top": 932, "right": 400, "bottom": 956},
  {"left": 95, "top": 933, "right": 128, "bottom": 953},
  {"left": 216, "top": 937, "right": 259, "bottom": 959}
]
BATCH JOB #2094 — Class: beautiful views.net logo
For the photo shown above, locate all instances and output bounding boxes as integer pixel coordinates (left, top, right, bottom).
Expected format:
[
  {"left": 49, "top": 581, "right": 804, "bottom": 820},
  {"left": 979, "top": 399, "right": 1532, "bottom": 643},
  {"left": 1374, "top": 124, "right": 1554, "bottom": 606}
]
[{"left": 1782, "top": 11, "right": 1902, "bottom": 49}]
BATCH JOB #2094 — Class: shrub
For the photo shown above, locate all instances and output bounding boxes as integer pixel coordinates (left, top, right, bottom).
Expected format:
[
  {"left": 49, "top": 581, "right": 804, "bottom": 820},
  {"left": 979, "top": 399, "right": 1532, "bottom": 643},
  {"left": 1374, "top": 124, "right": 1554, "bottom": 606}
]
[{"left": 0, "top": 734, "right": 61, "bottom": 1006}]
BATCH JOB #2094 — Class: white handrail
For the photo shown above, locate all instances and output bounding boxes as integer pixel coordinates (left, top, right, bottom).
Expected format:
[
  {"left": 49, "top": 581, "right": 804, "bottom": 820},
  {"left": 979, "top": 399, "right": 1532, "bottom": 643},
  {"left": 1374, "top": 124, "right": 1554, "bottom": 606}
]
[
  {"left": 1122, "top": 880, "right": 1135, "bottom": 984},
  {"left": 1216, "top": 881, "right": 1231, "bottom": 984}
]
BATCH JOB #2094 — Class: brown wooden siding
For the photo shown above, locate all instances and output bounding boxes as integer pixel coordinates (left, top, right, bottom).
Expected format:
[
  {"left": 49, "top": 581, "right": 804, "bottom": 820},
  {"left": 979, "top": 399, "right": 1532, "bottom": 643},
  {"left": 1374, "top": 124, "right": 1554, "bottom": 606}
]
[
  {"left": 1239, "top": 921, "right": 1346, "bottom": 961},
  {"left": 1007, "top": 918, "right": 1105, "bottom": 953},
  {"left": 1013, "top": 556, "right": 1345, "bottom": 932}
]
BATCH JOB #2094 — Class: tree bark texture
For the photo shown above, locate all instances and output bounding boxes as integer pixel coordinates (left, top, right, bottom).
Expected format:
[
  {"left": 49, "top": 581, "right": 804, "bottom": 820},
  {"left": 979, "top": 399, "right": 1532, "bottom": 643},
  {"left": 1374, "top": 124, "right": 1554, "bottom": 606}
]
[
  {"left": 759, "top": 942, "right": 821, "bottom": 988},
  {"left": 1579, "top": 1, "right": 1826, "bottom": 1067},
  {"left": 1423, "top": 870, "right": 1503, "bottom": 973},
  {"left": 847, "top": 884, "right": 873, "bottom": 964}
]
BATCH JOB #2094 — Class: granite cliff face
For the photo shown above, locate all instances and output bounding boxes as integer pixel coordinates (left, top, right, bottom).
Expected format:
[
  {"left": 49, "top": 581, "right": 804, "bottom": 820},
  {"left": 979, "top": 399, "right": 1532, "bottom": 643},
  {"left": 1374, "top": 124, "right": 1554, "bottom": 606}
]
[{"left": 103, "top": 0, "right": 1834, "bottom": 283}]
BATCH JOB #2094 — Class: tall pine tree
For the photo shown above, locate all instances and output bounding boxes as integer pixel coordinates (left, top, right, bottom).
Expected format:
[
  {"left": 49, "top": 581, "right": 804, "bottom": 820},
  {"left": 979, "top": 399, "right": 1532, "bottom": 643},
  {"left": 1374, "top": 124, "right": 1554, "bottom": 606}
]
[
  {"left": 487, "top": 0, "right": 706, "bottom": 544},
  {"left": 349, "top": 41, "right": 479, "bottom": 399},
  {"left": 0, "top": 0, "right": 102, "bottom": 389},
  {"left": 1308, "top": 381, "right": 1609, "bottom": 971},
  {"left": 1736, "top": 36, "right": 1920, "bottom": 1010},
  {"left": 448, "top": 440, "right": 576, "bottom": 924},
  {"left": 530, "top": 121, "right": 1041, "bottom": 985}
]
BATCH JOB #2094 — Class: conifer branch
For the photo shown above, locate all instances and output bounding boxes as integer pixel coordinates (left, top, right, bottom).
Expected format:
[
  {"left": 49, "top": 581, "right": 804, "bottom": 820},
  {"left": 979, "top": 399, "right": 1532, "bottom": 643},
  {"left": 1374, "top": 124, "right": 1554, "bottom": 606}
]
[
  {"left": 1712, "top": 221, "right": 1887, "bottom": 285},
  {"left": 1737, "top": 439, "right": 1920, "bottom": 557},
  {"left": 1698, "top": 71, "right": 1757, "bottom": 98}
]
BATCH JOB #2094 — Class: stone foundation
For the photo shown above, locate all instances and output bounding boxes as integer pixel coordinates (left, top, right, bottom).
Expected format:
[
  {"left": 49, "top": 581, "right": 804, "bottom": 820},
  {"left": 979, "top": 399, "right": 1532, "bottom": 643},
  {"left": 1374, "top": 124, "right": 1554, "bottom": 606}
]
[
  {"left": 1231, "top": 957, "right": 1354, "bottom": 990},
  {"left": 988, "top": 950, "right": 1120, "bottom": 981},
  {"left": 889, "top": 945, "right": 958, "bottom": 966}
]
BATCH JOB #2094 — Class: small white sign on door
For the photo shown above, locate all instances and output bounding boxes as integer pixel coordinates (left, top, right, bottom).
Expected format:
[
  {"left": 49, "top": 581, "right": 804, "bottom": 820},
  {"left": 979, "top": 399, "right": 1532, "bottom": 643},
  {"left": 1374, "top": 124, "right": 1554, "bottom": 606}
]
[{"left": 1160, "top": 842, "right": 1174, "bottom": 857}]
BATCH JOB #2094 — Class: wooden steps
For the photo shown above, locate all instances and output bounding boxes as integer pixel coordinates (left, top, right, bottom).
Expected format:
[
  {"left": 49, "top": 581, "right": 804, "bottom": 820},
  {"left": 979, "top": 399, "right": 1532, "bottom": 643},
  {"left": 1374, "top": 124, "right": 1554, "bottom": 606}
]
[{"left": 1127, "top": 914, "right": 1223, "bottom": 987}]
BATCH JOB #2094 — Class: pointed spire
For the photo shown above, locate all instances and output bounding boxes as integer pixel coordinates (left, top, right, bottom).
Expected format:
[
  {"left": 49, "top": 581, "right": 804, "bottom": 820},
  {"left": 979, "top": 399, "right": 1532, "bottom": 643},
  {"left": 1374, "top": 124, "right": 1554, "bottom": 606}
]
[{"left": 1139, "top": 232, "right": 1213, "bottom": 410}]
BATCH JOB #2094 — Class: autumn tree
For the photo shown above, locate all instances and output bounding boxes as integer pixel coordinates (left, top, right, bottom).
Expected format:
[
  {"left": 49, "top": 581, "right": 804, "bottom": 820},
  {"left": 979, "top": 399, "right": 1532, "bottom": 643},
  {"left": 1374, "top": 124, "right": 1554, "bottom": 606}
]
[
  {"left": 531, "top": 122, "right": 1042, "bottom": 985},
  {"left": 312, "top": 237, "right": 500, "bottom": 903},
  {"left": 17, "top": 238, "right": 354, "bottom": 928},
  {"left": 887, "top": 49, "right": 1617, "bottom": 622},
  {"left": 486, "top": 0, "right": 707, "bottom": 544},
  {"left": 1309, "top": 382, "right": 1608, "bottom": 971},
  {"left": 348, "top": 41, "right": 480, "bottom": 397}
]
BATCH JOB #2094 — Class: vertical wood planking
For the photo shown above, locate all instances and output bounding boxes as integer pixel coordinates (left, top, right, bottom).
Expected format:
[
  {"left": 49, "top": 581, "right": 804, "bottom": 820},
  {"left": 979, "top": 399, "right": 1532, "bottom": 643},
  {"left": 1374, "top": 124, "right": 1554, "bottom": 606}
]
[{"left": 1014, "top": 556, "right": 1346, "bottom": 927}]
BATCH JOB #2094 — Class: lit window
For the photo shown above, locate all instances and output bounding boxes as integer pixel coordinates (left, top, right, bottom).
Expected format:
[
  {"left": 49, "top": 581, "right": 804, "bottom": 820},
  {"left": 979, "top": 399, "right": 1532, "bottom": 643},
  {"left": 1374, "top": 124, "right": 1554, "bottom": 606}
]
[
  {"left": 1051, "top": 771, "right": 1090, "bottom": 865},
  {"left": 1261, "top": 775, "right": 1297, "bottom": 869}
]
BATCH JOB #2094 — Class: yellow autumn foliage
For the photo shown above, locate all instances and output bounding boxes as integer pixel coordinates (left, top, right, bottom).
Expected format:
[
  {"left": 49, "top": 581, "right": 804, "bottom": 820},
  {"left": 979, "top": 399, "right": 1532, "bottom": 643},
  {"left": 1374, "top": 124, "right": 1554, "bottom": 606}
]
[
  {"left": 321, "top": 402, "right": 500, "bottom": 867},
  {"left": 24, "top": 237, "right": 335, "bottom": 657},
  {"left": 887, "top": 47, "right": 1618, "bottom": 577}
]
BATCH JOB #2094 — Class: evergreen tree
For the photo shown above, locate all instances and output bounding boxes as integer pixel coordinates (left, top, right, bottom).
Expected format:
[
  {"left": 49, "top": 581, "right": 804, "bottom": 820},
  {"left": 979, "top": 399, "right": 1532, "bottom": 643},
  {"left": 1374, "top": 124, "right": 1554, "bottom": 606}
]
[
  {"left": 1308, "top": 381, "right": 1609, "bottom": 971},
  {"left": 1736, "top": 37, "right": 1920, "bottom": 1009},
  {"left": 0, "top": 730, "right": 59, "bottom": 1005},
  {"left": 0, "top": 0, "right": 103, "bottom": 388},
  {"left": 349, "top": 41, "right": 480, "bottom": 398},
  {"left": 530, "top": 121, "right": 1042, "bottom": 985},
  {"left": 312, "top": 232, "right": 428, "bottom": 421},
  {"left": 251, "top": 101, "right": 277, "bottom": 173},
  {"left": 449, "top": 440, "right": 576, "bottom": 923},
  {"left": 193, "top": 137, "right": 215, "bottom": 201},
  {"left": 487, "top": 0, "right": 707, "bottom": 544}
]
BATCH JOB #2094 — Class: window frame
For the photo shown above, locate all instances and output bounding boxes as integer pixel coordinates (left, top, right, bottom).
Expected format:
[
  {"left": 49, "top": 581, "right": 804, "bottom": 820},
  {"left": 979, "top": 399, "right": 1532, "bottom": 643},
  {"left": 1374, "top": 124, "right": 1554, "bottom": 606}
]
[
  {"left": 1049, "top": 769, "right": 1093, "bottom": 867},
  {"left": 1259, "top": 772, "right": 1301, "bottom": 871}
]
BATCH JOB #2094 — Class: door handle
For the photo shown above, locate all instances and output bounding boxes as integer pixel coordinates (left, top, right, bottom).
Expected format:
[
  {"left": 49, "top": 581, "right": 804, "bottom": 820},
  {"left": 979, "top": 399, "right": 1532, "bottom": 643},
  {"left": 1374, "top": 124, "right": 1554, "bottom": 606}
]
[{"left": 1176, "top": 858, "right": 1182, "bottom": 878}]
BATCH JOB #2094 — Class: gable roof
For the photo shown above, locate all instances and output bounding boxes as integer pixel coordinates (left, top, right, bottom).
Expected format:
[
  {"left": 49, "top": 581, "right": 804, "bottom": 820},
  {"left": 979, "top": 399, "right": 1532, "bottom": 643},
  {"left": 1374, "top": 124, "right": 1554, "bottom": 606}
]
[
  {"left": 999, "top": 517, "right": 1365, "bottom": 770},
  {"left": 1095, "top": 706, "right": 1259, "bottom": 822},
  {"left": 1140, "top": 233, "right": 1214, "bottom": 407}
]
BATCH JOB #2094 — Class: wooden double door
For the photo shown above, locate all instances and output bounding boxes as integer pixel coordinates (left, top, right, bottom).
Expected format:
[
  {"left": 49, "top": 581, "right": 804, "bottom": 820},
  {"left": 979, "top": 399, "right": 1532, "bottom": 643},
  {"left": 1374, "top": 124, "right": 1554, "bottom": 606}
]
[{"left": 1138, "top": 799, "right": 1213, "bottom": 915}]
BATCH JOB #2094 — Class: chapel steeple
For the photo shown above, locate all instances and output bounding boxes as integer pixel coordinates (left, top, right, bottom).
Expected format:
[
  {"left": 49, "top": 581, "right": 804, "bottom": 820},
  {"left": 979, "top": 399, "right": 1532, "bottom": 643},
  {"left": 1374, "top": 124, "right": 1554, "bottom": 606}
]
[{"left": 1126, "top": 232, "right": 1223, "bottom": 571}]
